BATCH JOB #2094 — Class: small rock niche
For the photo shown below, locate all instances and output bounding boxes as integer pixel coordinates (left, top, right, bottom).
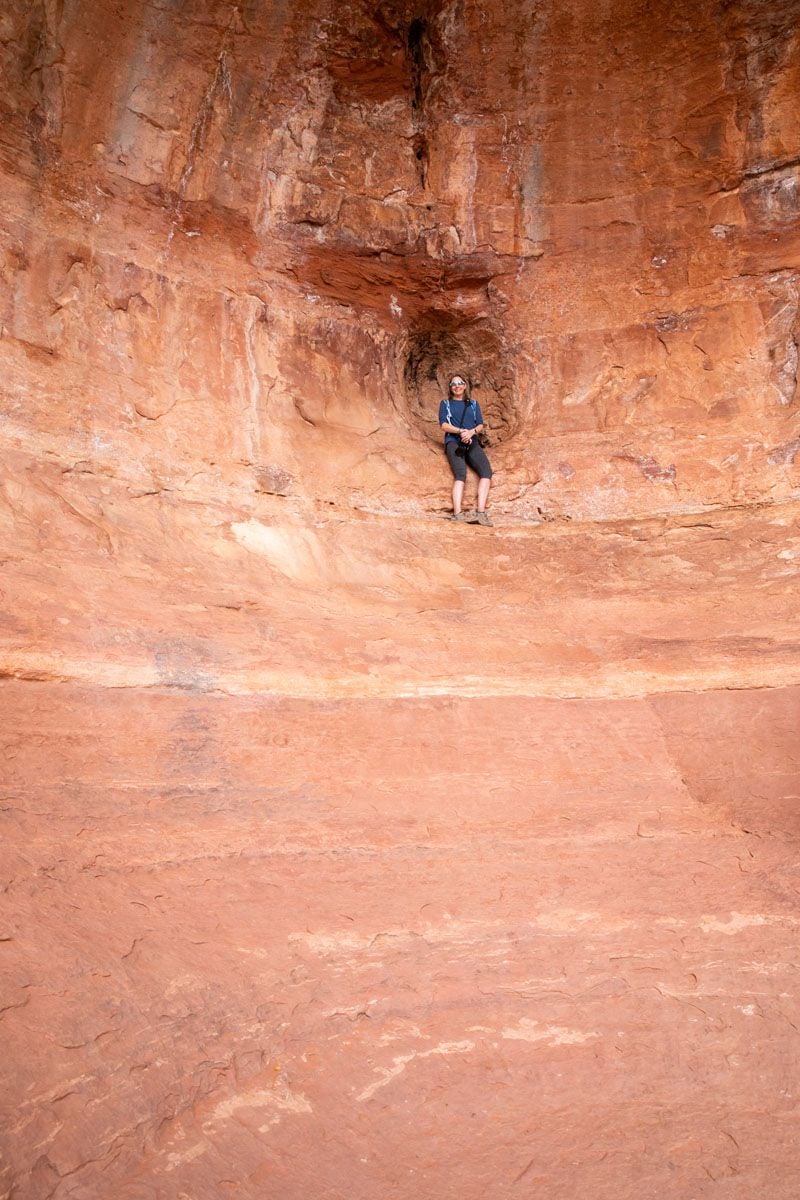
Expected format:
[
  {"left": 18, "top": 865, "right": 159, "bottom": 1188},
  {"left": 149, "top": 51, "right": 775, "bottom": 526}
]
[{"left": 403, "top": 319, "right": 521, "bottom": 446}]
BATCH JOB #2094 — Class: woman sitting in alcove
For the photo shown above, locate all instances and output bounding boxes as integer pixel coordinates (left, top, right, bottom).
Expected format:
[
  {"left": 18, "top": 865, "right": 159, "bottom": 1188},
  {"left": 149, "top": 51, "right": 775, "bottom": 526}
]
[{"left": 439, "top": 375, "right": 494, "bottom": 525}]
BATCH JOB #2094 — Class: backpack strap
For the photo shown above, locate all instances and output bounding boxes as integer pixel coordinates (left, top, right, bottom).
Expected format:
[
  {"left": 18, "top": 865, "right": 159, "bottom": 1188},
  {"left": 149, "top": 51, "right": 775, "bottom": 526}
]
[{"left": 446, "top": 398, "right": 475, "bottom": 429}]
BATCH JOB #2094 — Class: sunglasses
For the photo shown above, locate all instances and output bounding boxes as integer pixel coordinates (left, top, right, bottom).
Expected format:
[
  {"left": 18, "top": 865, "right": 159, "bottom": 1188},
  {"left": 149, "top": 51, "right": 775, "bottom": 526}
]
[{"left": 450, "top": 378, "right": 466, "bottom": 386}]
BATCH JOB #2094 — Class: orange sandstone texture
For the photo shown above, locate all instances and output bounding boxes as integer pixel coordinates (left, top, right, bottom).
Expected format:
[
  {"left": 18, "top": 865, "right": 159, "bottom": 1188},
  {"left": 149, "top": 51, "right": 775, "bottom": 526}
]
[
  {"left": 2, "top": 0, "right": 800, "bottom": 1197},
  {"left": 4, "top": 671, "right": 800, "bottom": 1199},
  {"left": 1, "top": 0, "right": 799, "bottom": 519}
]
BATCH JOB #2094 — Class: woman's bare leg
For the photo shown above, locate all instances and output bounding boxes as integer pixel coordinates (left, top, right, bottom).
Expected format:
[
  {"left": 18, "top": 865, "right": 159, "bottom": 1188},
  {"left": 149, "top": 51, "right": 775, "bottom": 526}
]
[
  {"left": 477, "top": 476, "right": 491, "bottom": 512},
  {"left": 452, "top": 479, "right": 465, "bottom": 514}
]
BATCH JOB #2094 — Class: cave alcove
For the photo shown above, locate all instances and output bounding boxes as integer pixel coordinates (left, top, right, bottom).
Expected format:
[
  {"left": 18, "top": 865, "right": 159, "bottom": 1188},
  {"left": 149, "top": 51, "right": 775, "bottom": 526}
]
[{"left": 403, "top": 318, "right": 521, "bottom": 447}]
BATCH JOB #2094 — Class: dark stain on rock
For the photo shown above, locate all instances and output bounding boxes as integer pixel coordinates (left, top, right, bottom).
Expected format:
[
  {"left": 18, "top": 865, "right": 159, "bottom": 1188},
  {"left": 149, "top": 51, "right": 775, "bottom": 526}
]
[
  {"left": 768, "top": 438, "right": 800, "bottom": 466},
  {"left": 617, "top": 453, "right": 677, "bottom": 483}
]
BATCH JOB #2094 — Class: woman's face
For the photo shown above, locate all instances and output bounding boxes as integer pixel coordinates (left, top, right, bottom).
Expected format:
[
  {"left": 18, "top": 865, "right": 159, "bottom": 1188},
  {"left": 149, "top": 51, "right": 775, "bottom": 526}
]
[{"left": 450, "top": 378, "right": 467, "bottom": 396}]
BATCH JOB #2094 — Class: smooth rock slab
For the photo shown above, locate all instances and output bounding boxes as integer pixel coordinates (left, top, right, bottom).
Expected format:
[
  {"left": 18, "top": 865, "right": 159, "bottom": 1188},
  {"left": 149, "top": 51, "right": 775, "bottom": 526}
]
[{"left": 3, "top": 684, "right": 800, "bottom": 1198}]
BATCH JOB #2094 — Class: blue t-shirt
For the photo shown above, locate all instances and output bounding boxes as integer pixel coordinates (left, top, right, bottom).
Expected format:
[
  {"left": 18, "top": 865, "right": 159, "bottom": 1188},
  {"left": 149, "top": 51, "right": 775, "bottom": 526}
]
[{"left": 439, "top": 397, "right": 484, "bottom": 445}]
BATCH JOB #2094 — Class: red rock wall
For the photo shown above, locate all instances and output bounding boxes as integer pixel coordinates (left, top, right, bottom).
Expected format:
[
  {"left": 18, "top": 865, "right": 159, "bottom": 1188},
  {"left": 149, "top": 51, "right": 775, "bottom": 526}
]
[
  {"left": 3, "top": 0, "right": 800, "bottom": 520},
  {"left": 3, "top": 4, "right": 800, "bottom": 1199}
]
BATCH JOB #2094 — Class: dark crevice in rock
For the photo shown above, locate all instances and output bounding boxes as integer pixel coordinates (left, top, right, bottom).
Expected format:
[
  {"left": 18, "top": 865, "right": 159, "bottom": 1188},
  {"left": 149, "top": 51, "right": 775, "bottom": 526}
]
[
  {"left": 404, "top": 9, "right": 445, "bottom": 189},
  {"left": 407, "top": 17, "right": 430, "bottom": 188},
  {"left": 412, "top": 131, "right": 429, "bottom": 185},
  {"left": 407, "top": 17, "right": 427, "bottom": 111}
]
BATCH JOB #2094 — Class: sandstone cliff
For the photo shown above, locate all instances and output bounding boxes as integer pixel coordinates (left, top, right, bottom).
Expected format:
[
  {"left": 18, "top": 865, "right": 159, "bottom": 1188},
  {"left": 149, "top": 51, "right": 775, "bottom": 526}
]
[
  {"left": 2, "top": 3, "right": 800, "bottom": 1198},
  {"left": 3, "top": 0, "right": 800, "bottom": 521}
]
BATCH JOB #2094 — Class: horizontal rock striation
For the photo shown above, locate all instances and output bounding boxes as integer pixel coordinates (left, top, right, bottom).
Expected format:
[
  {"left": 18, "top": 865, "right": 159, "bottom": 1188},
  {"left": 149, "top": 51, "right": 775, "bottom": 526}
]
[{"left": 2, "top": 0, "right": 800, "bottom": 1197}]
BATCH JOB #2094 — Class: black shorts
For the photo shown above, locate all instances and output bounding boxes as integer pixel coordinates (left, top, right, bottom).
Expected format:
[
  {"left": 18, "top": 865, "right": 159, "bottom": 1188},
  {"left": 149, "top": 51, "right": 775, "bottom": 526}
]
[{"left": 445, "top": 439, "right": 493, "bottom": 483}]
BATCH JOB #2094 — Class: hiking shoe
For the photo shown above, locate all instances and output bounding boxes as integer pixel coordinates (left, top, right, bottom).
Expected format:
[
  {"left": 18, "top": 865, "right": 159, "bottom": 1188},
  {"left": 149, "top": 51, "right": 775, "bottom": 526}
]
[
  {"left": 475, "top": 511, "right": 493, "bottom": 526},
  {"left": 463, "top": 509, "right": 480, "bottom": 523},
  {"left": 449, "top": 511, "right": 469, "bottom": 522}
]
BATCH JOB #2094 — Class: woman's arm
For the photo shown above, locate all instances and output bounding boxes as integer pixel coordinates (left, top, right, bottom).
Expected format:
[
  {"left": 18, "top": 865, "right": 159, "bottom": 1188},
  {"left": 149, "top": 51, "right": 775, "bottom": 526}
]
[{"left": 441, "top": 422, "right": 480, "bottom": 441}]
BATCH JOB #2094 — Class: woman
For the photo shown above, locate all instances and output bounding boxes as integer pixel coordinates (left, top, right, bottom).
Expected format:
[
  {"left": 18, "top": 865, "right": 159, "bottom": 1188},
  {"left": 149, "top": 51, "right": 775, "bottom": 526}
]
[{"left": 438, "top": 375, "right": 493, "bottom": 525}]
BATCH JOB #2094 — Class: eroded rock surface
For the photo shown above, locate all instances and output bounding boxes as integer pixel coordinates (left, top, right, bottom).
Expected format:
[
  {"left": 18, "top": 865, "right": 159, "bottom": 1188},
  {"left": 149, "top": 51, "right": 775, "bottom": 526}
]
[
  {"left": 3, "top": 0, "right": 800, "bottom": 519},
  {"left": 2, "top": 0, "right": 800, "bottom": 1197}
]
